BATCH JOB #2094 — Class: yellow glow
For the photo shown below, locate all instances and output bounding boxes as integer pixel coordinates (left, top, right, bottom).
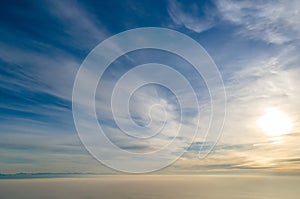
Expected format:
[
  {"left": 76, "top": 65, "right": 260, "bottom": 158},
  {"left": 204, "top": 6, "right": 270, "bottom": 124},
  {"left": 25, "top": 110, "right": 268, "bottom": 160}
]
[{"left": 258, "top": 108, "right": 292, "bottom": 137}]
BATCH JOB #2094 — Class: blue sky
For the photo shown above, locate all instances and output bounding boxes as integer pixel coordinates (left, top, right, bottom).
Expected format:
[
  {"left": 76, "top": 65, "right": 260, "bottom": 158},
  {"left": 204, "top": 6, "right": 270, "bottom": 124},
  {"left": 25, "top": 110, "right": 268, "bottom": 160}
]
[{"left": 1, "top": 0, "right": 300, "bottom": 174}]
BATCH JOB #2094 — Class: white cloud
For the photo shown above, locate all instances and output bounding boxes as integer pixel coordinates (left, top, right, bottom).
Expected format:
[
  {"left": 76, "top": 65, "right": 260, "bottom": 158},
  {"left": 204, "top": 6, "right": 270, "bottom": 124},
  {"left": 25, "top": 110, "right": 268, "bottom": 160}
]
[
  {"left": 215, "top": 0, "right": 300, "bottom": 44},
  {"left": 167, "top": 0, "right": 216, "bottom": 33},
  {"left": 46, "top": 0, "right": 108, "bottom": 49}
]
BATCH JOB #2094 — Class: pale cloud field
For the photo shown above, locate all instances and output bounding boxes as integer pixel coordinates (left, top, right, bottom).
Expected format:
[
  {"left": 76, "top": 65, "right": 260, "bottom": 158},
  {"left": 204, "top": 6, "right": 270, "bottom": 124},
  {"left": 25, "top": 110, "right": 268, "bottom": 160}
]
[{"left": 1, "top": 175, "right": 300, "bottom": 199}]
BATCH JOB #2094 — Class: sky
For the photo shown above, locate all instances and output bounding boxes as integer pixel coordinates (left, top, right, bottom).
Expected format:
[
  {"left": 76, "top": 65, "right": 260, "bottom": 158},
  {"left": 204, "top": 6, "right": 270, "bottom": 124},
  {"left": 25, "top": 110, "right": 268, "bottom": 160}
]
[{"left": 0, "top": 0, "right": 300, "bottom": 174}]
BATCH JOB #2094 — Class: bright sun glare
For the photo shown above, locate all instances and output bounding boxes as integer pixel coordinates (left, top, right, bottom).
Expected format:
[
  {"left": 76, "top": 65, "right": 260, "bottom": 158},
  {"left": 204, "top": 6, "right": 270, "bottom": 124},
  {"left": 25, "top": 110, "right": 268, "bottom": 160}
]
[{"left": 258, "top": 108, "right": 293, "bottom": 137}]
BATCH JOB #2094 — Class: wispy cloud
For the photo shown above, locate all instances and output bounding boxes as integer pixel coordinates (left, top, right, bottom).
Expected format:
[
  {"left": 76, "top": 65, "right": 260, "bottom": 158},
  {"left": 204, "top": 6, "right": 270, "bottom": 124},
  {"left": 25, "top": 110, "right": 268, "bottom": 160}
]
[
  {"left": 0, "top": 0, "right": 112, "bottom": 173},
  {"left": 46, "top": 0, "right": 108, "bottom": 50},
  {"left": 1, "top": 0, "right": 300, "bottom": 174},
  {"left": 167, "top": 0, "right": 216, "bottom": 33},
  {"left": 215, "top": 0, "right": 300, "bottom": 44},
  {"left": 168, "top": 0, "right": 300, "bottom": 44}
]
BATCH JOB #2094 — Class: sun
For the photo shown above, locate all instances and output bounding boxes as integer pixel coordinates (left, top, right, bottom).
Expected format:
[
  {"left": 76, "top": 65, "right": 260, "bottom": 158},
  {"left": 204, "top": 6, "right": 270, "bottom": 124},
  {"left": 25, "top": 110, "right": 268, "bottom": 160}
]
[{"left": 258, "top": 108, "right": 292, "bottom": 137}]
